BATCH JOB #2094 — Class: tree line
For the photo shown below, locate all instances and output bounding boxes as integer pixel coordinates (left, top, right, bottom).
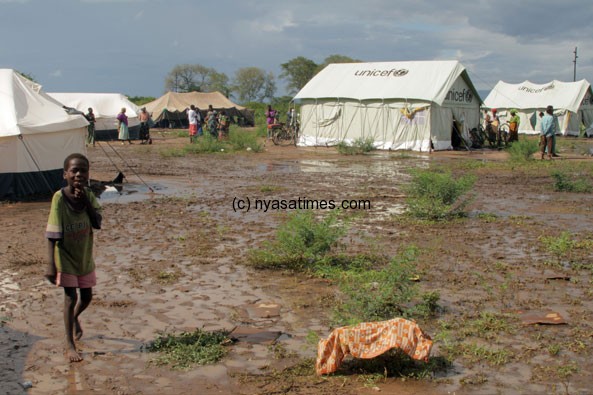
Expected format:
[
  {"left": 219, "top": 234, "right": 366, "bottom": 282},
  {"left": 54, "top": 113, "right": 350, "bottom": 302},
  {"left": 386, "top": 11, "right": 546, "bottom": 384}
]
[{"left": 161, "top": 54, "right": 360, "bottom": 104}]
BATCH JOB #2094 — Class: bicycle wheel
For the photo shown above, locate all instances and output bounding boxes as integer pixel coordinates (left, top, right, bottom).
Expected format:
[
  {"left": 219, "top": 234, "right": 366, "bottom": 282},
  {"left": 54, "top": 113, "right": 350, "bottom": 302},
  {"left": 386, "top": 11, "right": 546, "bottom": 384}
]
[
  {"left": 275, "top": 128, "right": 294, "bottom": 146},
  {"left": 271, "top": 126, "right": 283, "bottom": 145}
]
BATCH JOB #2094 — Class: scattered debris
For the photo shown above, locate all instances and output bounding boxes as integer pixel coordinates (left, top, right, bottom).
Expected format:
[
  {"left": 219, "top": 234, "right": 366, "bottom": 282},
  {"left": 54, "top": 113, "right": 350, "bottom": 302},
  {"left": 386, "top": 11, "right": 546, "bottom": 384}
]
[
  {"left": 517, "top": 310, "right": 567, "bottom": 325},
  {"left": 229, "top": 326, "right": 282, "bottom": 344}
]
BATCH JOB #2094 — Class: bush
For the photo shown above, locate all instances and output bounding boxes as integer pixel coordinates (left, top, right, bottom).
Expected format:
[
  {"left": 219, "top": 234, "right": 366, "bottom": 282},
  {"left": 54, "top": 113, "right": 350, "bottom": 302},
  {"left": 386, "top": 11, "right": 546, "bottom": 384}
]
[
  {"left": 247, "top": 210, "right": 347, "bottom": 271},
  {"left": 228, "top": 127, "right": 263, "bottom": 152},
  {"left": 336, "top": 137, "right": 375, "bottom": 155},
  {"left": 144, "top": 328, "right": 229, "bottom": 370},
  {"left": 507, "top": 138, "right": 539, "bottom": 161},
  {"left": 404, "top": 170, "right": 476, "bottom": 220},
  {"left": 333, "top": 246, "right": 419, "bottom": 325},
  {"left": 551, "top": 170, "right": 592, "bottom": 193}
]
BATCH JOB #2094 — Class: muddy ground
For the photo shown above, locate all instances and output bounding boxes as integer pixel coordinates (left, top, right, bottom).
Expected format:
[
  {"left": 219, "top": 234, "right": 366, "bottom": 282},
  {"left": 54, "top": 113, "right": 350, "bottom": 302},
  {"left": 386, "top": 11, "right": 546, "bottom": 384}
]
[{"left": 1, "top": 131, "right": 593, "bottom": 395}]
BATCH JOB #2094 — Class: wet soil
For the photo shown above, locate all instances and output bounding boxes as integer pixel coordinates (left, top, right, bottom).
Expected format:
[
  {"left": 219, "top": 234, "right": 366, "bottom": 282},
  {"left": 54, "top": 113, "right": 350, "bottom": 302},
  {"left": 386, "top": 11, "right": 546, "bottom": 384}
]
[{"left": 1, "top": 132, "right": 593, "bottom": 395}]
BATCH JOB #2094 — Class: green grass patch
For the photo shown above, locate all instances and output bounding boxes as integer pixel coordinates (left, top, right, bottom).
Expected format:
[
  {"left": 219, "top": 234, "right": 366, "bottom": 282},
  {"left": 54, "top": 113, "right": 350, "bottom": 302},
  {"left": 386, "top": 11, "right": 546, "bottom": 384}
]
[
  {"left": 332, "top": 246, "right": 422, "bottom": 325},
  {"left": 551, "top": 170, "right": 592, "bottom": 193},
  {"left": 144, "top": 328, "right": 230, "bottom": 369},
  {"left": 336, "top": 137, "right": 376, "bottom": 155},
  {"left": 404, "top": 169, "right": 476, "bottom": 220},
  {"left": 507, "top": 138, "right": 539, "bottom": 162},
  {"left": 247, "top": 210, "right": 347, "bottom": 271}
]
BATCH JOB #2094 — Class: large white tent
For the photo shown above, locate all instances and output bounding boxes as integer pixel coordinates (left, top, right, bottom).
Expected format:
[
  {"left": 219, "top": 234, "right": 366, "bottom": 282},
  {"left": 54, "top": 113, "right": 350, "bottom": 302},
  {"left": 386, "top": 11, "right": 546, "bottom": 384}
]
[
  {"left": 483, "top": 80, "right": 593, "bottom": 136},
  {"left": 49, "top": 92, "right": 141, "bottom": 140},
  {"left": 293, "top": 60, "right": 482, "bottom": 151},
  {"left": 0, "top": 69, "right": 88, "bottom": 199}
]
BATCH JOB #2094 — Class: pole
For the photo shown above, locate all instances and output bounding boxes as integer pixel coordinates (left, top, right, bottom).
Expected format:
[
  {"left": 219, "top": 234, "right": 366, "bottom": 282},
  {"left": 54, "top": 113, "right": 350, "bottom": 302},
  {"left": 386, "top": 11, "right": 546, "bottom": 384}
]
[{"left": 573, "top": 47, "right": 578, "bottom": 82}]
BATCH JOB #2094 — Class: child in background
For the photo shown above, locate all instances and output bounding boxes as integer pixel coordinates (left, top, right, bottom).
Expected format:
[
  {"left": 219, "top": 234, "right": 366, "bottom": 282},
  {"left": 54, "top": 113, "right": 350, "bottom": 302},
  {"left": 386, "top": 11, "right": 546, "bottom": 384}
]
[{"left": 45, "top": 153, "right": 102, "bottom": 362}]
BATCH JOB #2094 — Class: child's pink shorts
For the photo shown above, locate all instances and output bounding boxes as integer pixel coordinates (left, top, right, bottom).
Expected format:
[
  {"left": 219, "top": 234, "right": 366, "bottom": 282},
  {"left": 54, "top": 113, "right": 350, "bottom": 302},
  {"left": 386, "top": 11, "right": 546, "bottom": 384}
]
[{"left": 56, "top": 271, "right": 96, "bottom": 288}]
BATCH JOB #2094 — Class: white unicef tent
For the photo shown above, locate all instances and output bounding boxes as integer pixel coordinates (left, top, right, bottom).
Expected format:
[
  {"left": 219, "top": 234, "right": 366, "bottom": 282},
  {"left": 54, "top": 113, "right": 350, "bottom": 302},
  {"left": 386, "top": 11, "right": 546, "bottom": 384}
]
[
  {"left": 484, "top": 80, "right": 593, "bottom": 136},
  {"left": 49, "top": 92, "right": 141, "bottom": 140},
  {"left": 0, "top": 69, "right": 88, "bottom": 199},
  {"left": 293, "top": 60, "right": 482, "bottom": 151}
]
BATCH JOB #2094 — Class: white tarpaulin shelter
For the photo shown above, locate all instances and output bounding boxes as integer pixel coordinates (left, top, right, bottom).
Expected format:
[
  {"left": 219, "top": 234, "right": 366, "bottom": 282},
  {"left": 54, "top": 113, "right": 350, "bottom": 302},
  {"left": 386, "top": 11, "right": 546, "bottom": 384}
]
[
  {"left": 293, "top": 60, "right": 482, "bottom": 151},
  {"left": 0, "top": 69, "right": 88, "bottom": 199},
  {"left": 49, "top": 92, "right": 140, "bottom": 140},
  {"left": 483, "top": 80, "right": 593, "bottom": 136}
]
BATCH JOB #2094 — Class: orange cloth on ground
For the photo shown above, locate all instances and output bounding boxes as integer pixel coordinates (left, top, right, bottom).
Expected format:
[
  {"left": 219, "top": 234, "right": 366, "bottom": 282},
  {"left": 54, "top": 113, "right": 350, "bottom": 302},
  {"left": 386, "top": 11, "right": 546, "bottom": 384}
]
[{"left": 315, "top": 318, "right": 433, "bottom": 375}]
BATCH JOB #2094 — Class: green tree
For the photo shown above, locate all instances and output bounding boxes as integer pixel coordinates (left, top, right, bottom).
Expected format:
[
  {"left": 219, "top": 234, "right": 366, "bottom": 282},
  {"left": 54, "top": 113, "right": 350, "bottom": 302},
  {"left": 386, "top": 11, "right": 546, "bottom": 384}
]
[
  {"left": 16, "top": 70, "right": 37, "bottom": 83},
  {"left": 209, "top": 72, "right": 231, "bottom": 98},
  {"left": 316, "top": 54, "right": 360, "bottom": 73},
  {"left": 279, "top": 56, "right": 318, "bottom": 95},
  {"left": 164, "top": 64, "right": 228, "bottom": 93},
  {"left": 232, "top": 67, "right": 276, "bottom": 103}
]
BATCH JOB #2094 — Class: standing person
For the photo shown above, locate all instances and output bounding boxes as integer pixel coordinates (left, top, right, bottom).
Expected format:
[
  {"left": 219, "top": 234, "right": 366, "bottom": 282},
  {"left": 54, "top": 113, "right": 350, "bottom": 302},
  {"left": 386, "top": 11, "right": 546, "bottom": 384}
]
[
  {"left": 188, "top": 104, "right": 199, "bottom": 143},
  {"left": 508, "top": 109, "right": 520, "bottom": 142},
  {"left": 206, "top": 104, "right": 218, "bottom": 138},
  {"left": 84, "top": 108, "right": 96, "bottom": 148},
  {"left": 138, "top": 107, "right": 152, "bottom": 145},
  {"left": 45, "top": 153, "right": 102, "bottom": 362},
  {"left": 540, "top": 105, "right": 555, "bottom": 160},
  {"left": 265, "top": 105, "right": 277, "bottom": 139},
  {"left": 490, "top": 108, "right": 503, "bottom": 148},
  {"left": 117, "top": 108, "right": 132, "bottom": 145},
  {"left": 218, "top": 110, "right": 229, "bottom": 140}
]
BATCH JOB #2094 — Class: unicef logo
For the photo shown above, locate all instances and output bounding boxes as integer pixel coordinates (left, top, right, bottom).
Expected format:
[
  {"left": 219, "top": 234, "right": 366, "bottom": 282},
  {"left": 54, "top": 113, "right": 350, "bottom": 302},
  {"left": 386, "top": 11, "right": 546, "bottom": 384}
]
[
  {"left": 393, "top": 69, "right": 409, "bottom": 77},
  {"left": 465, "top": 90, "right": 473, "bottom": 102}
]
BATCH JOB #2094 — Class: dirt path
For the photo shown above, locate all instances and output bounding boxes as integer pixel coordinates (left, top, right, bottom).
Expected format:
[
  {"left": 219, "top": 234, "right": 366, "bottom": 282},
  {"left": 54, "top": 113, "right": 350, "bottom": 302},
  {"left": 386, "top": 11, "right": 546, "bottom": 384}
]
[{"left": 1, "top": 134, "right": 593, "bottom": 394}]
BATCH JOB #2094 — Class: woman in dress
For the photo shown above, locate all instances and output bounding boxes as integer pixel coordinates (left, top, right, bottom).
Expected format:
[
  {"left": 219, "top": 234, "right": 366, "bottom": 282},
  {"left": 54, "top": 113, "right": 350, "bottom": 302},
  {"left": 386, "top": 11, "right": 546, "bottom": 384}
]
[{"left": 117, "top": 107, "right": 132, "bottom": 145}]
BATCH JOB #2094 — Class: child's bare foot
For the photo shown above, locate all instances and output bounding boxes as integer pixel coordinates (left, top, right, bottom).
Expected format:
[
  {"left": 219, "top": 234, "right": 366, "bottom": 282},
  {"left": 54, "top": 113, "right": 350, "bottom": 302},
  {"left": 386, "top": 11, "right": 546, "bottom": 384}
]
[
  {"left": 74, "top": 319, "right": 83, "bottom": 340},
  {"left": 67, "top": 347, "right": 83, "bottom": 362}
]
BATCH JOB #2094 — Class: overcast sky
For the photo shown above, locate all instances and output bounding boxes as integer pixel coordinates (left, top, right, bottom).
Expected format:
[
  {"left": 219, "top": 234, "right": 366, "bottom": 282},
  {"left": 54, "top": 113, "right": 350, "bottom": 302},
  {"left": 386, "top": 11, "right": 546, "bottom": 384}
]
[{"left": 1, "top": 0, "right": 591, "bottom": 100}]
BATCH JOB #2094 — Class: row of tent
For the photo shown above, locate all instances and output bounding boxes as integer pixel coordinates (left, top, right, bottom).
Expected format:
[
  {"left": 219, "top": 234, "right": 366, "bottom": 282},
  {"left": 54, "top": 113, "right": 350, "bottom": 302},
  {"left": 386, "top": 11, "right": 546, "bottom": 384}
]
[
  {"left": 0, "top": 68, "right": 253, "bottom": 199},
  {"left": 2, "top": 63, "right": 593, "bottom": 199},
  {"left": 293, "top": 60, "right": 593, "bottom": 151}
]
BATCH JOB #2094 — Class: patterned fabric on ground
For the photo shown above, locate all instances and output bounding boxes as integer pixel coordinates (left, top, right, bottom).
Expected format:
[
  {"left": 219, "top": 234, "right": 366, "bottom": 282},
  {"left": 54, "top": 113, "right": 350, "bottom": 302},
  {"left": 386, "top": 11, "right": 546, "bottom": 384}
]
[{"left": 315, "top": 318, "right": 433, "bottom": 375}]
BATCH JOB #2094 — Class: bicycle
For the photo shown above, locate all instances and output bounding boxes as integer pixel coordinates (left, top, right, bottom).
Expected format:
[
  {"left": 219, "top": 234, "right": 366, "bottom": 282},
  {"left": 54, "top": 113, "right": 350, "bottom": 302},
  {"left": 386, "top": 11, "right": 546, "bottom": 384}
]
[{"left": 272, "top": 120, "right": 299, "bottom": 146}]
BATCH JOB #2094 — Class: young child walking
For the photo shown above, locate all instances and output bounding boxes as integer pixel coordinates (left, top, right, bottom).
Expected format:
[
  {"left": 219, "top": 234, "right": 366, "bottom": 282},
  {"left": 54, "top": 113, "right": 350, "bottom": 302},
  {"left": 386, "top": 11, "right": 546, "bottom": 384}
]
[{"left": 45, "top": 153, "right": 102, "bottom": 362}]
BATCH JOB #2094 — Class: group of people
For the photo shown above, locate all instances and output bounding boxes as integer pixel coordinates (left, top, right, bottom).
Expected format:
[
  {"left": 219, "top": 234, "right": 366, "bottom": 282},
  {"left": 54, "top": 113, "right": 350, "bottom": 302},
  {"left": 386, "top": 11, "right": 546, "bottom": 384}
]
[
  {"left": 483, "top": 106, "right": 558, "bottom": 158},
  {"left": 482, "top": 108, "right": 520, "bottom": 148},
  {"left": 187, "top": 104, "right": 230, "bottom": 142},
  {"left": 84, "top": 107, "right": 152, "bottom": 146}
]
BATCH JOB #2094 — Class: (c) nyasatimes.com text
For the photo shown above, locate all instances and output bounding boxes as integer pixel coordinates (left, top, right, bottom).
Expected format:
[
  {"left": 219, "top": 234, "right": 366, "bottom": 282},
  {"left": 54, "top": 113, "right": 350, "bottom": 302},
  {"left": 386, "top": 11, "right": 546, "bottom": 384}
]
[{"left": 232, "top": 197, "right": 371, "bottom": 213}]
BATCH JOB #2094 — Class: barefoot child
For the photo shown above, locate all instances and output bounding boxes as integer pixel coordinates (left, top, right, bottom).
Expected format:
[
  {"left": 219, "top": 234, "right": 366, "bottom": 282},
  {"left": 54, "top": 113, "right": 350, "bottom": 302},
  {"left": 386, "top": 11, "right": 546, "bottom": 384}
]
[{"left": 45, "top": 153, "right": 102, "bottom": 362}]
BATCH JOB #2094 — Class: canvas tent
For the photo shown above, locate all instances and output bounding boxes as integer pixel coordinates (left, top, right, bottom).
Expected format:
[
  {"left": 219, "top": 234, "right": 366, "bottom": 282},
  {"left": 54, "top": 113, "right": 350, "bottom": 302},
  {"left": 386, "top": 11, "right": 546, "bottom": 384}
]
[
  {"left": 293, "top": 60, "right": 481, "bottom": 151},
  {"left": 143, "top": 91, "right": 254, "bottom": 127},
  {"left": 0, "top": 69, "right": 88, "bottom": 199},
  {"left": 49, "top": 92, "right": 141, "bottom": 140},
  {"left": 483, "top": 80, "right": 593, "bottom": 136}
]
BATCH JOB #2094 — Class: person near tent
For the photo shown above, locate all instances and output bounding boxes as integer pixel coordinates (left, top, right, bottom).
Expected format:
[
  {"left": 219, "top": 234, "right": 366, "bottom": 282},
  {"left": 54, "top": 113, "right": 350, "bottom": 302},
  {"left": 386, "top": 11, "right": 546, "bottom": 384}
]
[
  {"left": 117, "top": 108, "right": 132, "bottom": 145},
  {"left": 490, "top": 108, "right": 504, "bottom": 147},
  {"left": 188, "top": 104, "right": 199, "bottom": 143},
  {"left": 218, "top": 110, "right": 229, "bottom": 140},
  {"left": 195, "top": 106, "right": 204, "bottom": 137},
  {"left": 508, "top": 109, "right": 520, "bottom": 142},
  {"left": 138, "top": 107, "right": 152, "bottom": 145},
  {"left": 84, "top": 108, "right": 96, "bottom": 148},
  {"left": 265, "top": 105, "right": 277, "bottom": 139},
  {"left": 45, "top": 153, "right": 102, "bottom": 362},
  {"left": 540, "top": 105, "right": 555, "bottom": 160},
  {"left": 206, "top": 105, "right": 218, "bottom": 138}
]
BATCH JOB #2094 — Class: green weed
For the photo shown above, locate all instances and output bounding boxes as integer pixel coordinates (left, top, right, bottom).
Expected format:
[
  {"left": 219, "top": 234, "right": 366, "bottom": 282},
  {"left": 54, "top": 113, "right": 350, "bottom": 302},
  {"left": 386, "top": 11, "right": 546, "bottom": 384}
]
[
  {"left": 144, "top": 328, "right": 230, "bottom": 370},
  {"left": 507, "top": 138, "right": 539, "bottom": 161},
  {"left": 551, "top": 170, "right": 592, "bottom": 193},
  {"left": 332, "top": 246, "right": 419, "bottom": 325},
  {"left": 336, "top": 137, "right": 376, "bottom": 155},
  {"left": 404, "top": 169, "right": 476, "bottom": 220},
  {"left": 247, "top": 210, "right": 347, "bottom": 271},
  {"left": 539, "top": 231, "right": 576, "bottom": 265}
]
